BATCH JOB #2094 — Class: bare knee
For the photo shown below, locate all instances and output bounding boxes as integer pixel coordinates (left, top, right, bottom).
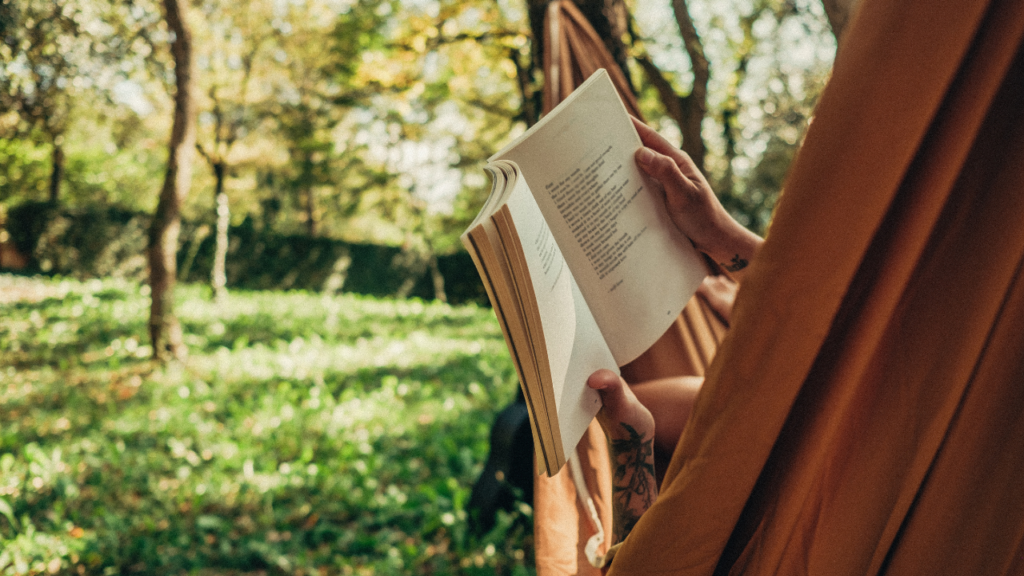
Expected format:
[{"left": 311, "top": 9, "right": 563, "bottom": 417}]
[{"left": 630, "top": 376, "right": 703, "bottom": 455}]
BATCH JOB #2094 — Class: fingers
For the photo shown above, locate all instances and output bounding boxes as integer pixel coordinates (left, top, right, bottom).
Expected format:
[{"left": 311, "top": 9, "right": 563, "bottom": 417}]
[
  {"left": 588, "top": 369, "right": 654, "bottom": 440},
  {"left": 635, "top": 144, "right": 707, "bottom": 225},
  {"left": 629, "top": 116, "right": 765, "bottom": 283},
  {"left": 630, "top": 116, "right": 704, "bottom": 183},
  {"left": 631, "top": 116, "right": 679, "bottom": 159},
  {"left": 635, "top": 146, "right": 690, "bottom": 190}
]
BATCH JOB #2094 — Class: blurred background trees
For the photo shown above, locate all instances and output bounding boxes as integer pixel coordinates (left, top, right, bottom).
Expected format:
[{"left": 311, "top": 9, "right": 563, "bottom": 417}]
[{"left": 0, "top": 0, "right": 843, "bottom": 355}]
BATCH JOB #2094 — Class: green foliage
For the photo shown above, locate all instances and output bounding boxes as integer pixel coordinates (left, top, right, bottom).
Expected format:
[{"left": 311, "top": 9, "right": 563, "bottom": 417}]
[
  {"left": 6, "top": 202, "right": 150, "bottom": 279},
  {"left": 59, "top": 120, "right": 165, "bottom": 213},
  {"left": 0, "top": 274, "right": 533, "bottom": 575},
  {"left": 4, "top": 202, "right": 489, "bottom": 304},
  {"left": 0, "top": 0, "right": 837, "bottom": 259},
  {"left": 0, "top": 139, "right": 51, "bottom": 205}
]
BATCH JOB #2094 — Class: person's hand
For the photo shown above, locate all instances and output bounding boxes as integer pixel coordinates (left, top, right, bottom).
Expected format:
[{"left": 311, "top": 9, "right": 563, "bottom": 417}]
[
  {"left": 588, "top": 369, "right": 657, "bottom": 543},
  {"left": 631, "top": 117, "right": 763, "bottom": 277},
  {"left": 588, "top": 369, "right": 655, "bottom": 442}
]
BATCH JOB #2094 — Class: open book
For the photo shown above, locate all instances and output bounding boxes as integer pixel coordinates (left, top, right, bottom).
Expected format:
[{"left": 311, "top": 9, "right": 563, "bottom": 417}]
[{"left": 462, "top": 69, "right": 707, "bottom": 476}]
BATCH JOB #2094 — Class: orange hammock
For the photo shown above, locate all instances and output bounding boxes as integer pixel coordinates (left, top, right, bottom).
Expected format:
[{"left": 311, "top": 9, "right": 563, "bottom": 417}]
[
  {"left": 536, "top": 0, "right": 1024, "bottom": 573},
  {"left": 534, "top": 2, "right": 728, "bottom": 574}
]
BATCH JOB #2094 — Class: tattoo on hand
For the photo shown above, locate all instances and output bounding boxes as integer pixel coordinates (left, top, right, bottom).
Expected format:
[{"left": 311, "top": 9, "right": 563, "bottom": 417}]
[
  {"left": 610, "top": 423, "right": 656, "bottom": 542},
  {"left": 722, "top": 254, "right": 748, "bottom": 272}
]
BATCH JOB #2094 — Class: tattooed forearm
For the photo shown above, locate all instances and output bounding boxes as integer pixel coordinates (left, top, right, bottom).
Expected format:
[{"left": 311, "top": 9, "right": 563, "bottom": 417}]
[{"left": 610, "top": 423, "right": 657, "bottom": 543}]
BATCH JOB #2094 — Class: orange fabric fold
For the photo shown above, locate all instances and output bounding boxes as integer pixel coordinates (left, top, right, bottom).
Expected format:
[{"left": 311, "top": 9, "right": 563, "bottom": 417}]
[
  {"left": 542, "top": 0, "right": 641, "bottom": 119},
  {"left": 608, "top": 0, "right": 1024, "bottom": 573},
  {"left": 534, "top": 423, "right": 614, "bottom": 575}
]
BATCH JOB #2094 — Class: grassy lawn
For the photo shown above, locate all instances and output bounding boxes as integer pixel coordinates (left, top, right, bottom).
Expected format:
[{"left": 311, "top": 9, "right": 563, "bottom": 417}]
[{"left": 0, "top": 274, "right": 533, "bottom": 575}]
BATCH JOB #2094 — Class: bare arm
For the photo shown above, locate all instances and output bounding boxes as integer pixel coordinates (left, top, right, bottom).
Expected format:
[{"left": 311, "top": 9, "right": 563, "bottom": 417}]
[
  {"left": 587, "top": 369, "right": 658, "bottom": 543},
  {"left": 631, "top": 116, "right": 764, "bottom": 281}
]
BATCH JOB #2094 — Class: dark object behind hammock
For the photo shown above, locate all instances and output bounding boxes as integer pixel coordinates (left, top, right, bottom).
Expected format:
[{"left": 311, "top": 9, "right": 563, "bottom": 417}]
[{"left": 467, "top": 390, "right": 535, "bottom": 535}]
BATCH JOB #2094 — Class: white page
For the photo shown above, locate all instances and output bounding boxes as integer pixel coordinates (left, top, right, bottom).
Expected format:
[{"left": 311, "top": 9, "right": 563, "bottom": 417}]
[
  {"left": 463, "top": 167, "right": 554, "bottom": 470},
  {"left": 493, "top": 70, "right": 706, "bottom": 365},
  {"left": 504, "top": 174, "right": 610, "bottom": 466}
]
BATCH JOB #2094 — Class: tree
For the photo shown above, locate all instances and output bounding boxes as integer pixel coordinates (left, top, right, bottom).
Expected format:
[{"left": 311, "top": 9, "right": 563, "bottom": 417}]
[
  {"left": 192, "top": 0, "right": 276, "bottom": 302},
  {"left": 0, "top": 0, "right": 95, "bottom": 204},
  {"left": 707, "top": 0, "right": 835, "bottom": 233},
  {"left": 259, "top": 0, "right": 394, "bottom": 240},
  {"left": 0, "top": 0, "right": 169, "bottom": 213},
  {"left": 359, "top": 0, "right": 527, "bottom": 298},
  {"left": 519, "top": 0, "right": 710, "bottom": 168},
  {"left": 148, "top": 0, "right": 196, "bottom": 361},
  {"left": 634, "top": 0, "right": 710, "bottom": 171}
]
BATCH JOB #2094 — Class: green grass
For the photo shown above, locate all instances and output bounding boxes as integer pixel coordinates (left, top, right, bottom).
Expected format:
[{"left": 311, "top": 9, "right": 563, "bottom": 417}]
[{"left": 0, "top": 275, "right": 533, "bottom": 575}]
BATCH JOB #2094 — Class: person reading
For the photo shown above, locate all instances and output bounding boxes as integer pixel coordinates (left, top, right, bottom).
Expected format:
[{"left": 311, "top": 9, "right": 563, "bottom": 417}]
[{"left": 587, "top": 116, "right": 764, "bottom": 552}]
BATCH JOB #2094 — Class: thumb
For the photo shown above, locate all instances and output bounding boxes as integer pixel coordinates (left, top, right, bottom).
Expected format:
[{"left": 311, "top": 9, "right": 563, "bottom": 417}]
[
  {"left": 587, "top": 369, "right": 653, "bottom": 441},
  {"left": 588, "top": 368, "right": 629, "bottom": 407}
]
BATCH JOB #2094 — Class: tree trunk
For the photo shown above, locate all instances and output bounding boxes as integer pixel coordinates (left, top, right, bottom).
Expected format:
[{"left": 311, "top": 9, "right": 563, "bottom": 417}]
[
  {"left": 178, "top": 223, "right": 210, "bottom": 282},
  {"left": 529, "top": 0, "right": 710, "bottom": 171},
  {"left": 304, "top": 186, "right": 317, "bottom": 237},
  {"left": 148, "top": 0, "right": 195, "bottom": 362},
  {"left": 669, "top": 0, "right": 709, "bottom": 171},
  {"left": 211, "top": 161, "right": 229, "bottom": 303},
  {"left": 719, "top": 13, "right": 756, "bottom": 197},
  {"left": 632, "top": 0, "right": 710, "bottom": 171},
  {"left": 510, "top": 46, "right": 542, "bottom": 127},
  {"left": 428, "top": 254, "right": 447, "bottom": 303},
  {"left": 48, "top": 141, "right": 64, "bottom": 204}
]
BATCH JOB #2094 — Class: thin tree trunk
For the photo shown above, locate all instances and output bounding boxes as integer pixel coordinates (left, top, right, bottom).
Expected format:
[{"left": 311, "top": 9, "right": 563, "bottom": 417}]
[
  {"left": 304, "top": 186, "right": 317, "bottom": 237},
  {"left": 428, "top": 254, "right": 447, "bottom": 304},
  {"left": 178, "top": 223, "right": 210, "bottom": 282},
  {"left": 510, "top": 46, "right": 541, "bottom": 127},
  {"left": 529, "top": 0, "right": 710, "bottom": 171},
  {"left": 211, "top": 162, "right": 229, "bottom": 303},
  {"left": 669, "top": 0, "right": 709, "bottom": 171},
  {"left": 148, "top": 0, "right": 195, "bottom": 362},
  {"left": 634, "top": 54, "right": 708, "bottom": 171},
  {"left": 719, "top": 15, "right": 754, "bottom": 198},
  {"left": 48, "top": 141, "right": 64, "bottom": 204},
  {"left": 396, "top": 271, "right": 418, "bottom": 299}
]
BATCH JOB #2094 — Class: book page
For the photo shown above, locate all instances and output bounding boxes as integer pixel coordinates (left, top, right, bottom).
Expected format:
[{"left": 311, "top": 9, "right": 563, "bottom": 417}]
[
  {"left": 498, "top": 171, "right": 611, "bottom": 474},
  {"left": 464, "top": 162, "right": 608, "bottom": 475},
  {"left": 492, "top": 70, "right": 706, "bottom": 366},
  {"left": 461, "top": 167, "right": 552, "bottom": 471}
]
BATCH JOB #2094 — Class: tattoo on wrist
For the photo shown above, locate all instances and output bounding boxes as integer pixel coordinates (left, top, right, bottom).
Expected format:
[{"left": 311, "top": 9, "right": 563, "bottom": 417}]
[
  {"left": 722, "top": 254, "right": 748, "bottom": 272},
  {"left": 610, "top": 423, "right": 656, "bottom": 542}
]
